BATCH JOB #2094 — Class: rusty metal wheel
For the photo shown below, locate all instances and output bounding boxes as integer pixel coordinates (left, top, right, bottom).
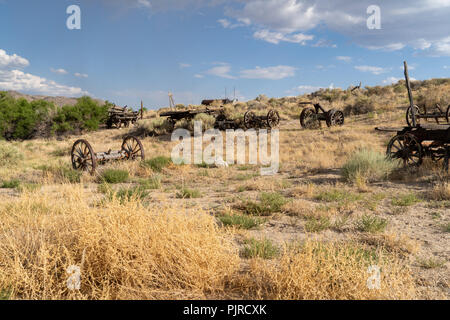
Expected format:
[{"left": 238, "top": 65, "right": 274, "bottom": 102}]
[
  {"left": 387, "top": 133, "right": 423, "bottom": 167},
  {"left": 244, "top": 111, "right": 256, "bottom": 129},
  {"left": 406, "top": 105, "right": 421, "bottom": 127},
  {"left": 122, "top": 136, "right": 145, "bottom": 161},
  {"left": 267, "top": 109, "right": 280, "bottom": 128},
  {"left": 71, "top": 139, "right": 97, "bottom": 175},
  {"left": 300, "top": 107, "right": 321, "bottom": 129}
]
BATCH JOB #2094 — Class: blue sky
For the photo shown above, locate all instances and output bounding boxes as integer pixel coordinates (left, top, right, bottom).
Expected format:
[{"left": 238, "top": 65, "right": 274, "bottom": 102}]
[{"left": 0, "top": 0, "right": 449, "bottom": 109}]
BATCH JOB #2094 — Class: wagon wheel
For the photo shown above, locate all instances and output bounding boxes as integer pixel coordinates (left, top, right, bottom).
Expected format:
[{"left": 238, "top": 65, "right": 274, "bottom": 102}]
[
  {"left": 434, "top": 104, "right": 443, "bottom": 124},
  {"left": 326, "top": 109, "right": 345, "bottom": 127},
  {"left": 387, "top": 134, "right": 423, "bottom": 167},
  {"left": 124, "top": 120, "right": 131, "bottom": 128},
  {"left": 300, "top": 108, "right": 321, "bottom": 129},
  {"left": 106, "top": 118, "right": 114, "bottom": 129},
  {"left": 244, "top": 111, "right": 256, "bottom": 129},
  {"left": 446, "top": 105, "right": 450, "bottom": 123},
  {"left": 406, "top": 105, "right": 421, "bottom": 127},
  {"left": 266, "top": 110, "right": 280, "bottom": 128},
  {"left": 214, "top": 114, "right": 227, "bottom": 130},
  {"left": 122, "top": 136, "right": 145, "bottom": 161},
  {"left": 71, "top": 140, "right": 97, "bottom": 175}
]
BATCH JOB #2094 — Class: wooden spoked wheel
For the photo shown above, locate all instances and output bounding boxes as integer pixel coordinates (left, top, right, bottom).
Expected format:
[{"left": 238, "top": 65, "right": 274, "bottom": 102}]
[
  {"left": 121, "top": 136, "right": 145, "bottom": 161},
  {"left": 267, "top": 110, "right": 280, "bottom": 128},
  {"left": 300, "top": 108, "right": 321, "bottom": 129},
  {"left": 387, "top": 133, "right": 423, "bottom": 167},
  {"left": 71, "top": 139, "right": 97, "bottom": 175},
  {"left": 406, "top": 105, "right": 421, "bottom": 127},
  {"left": 244, "top": 111, "right": 256, "bottom": 129},
  {"left": 326, "top": 109, "right": 345, "bottom": 127}
]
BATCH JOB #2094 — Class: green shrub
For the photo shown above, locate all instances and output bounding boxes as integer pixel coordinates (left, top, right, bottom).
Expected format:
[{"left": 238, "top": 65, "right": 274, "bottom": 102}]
[
  {"left": 143, "top": 156, "right": 172, "bottom": 172},
  {"left": 391, "top": 193, "right": 421, "bottom": 206},
  {"left": 304, "top": 216, "right": 331, "bottom": 233},
  {"left": 114, "top": 186, "right": 149, "bottom": 203},
  {"left": 0, "top": 92, "right": 55, "bottom": 139},
  {"left": 134, "top": 117, "right": 173, "bottom": 136},
  {"left": 52, "top": 97, "right": 108, "bottom": 134},
  {"left": 100, "top": 169, "right": 129, "bottom": 184},
  {"left": 342, "top": 149, "right": 398, "bottom": 184},
  {"left": 356, "top": 215, "right": 388, "bottom": 233},
  {"left": 176, "top": 188, "right": 202, "bottom": 199},
  {"left": 241, "top": 192, "right": 288, "bottom": 216},
  {"left": 218, "top": 214, "right": 264, "bottom": 229},
  {"left": 0, "top": 142, "right": 23, "bottom": 166},
  {"left": 343, "top": 96, "right": 375, "bottom": 116},
  {"left": 139, "top": 176, "right": 162, "bottom": 190},
  {"left": 0, "top": 179, "right": 20, "bottom": 189},
  {"left": 315, "top": 189, "right": 363, "bottom": 203},
  {"left": 242, "top": 238, "right": 279, "bottom": 259}
]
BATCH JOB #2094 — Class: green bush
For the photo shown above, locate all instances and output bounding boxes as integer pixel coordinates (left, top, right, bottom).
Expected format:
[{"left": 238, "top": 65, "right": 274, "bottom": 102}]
[
  {"left": 304, "top": 216, "right": 331, "bottom": 233},
  {"left": 218, "top": 214, "right": 264, "bottom": 230},
  {"left": 100, "top": 169, "right": 129, "bottom": 184},
  {"left": 241, "top": 192, "right": 288, "bottom": 216},
  {"left": 391, "top": 193, "right": 421, "bottom": 206},
  {"left": 52, "top": 96, "right": 108, "bottom": 134},
  {"left": 342, "top": 149, "right": 398, "bottom": 184},
  {"left": 39, "top": 164, "right": 82, "bottom": 183},
  {"left": 0, "top": 142, "right": 23, "bottom": 166},
  {"left": 242, "top": 238, "right": 279, "bottom": 259},
  {"left": 176, "top": 188, "right": 202, "bottom": 199},
  {"left": 0, "top": 179, "right": 20, "bottom": 189},
  {"left": 143, "top": 156, "right": 172, "bottom": 172},
  {"left": 356, "top": 215, "right": 388, "bottom": 233},
  {"left": 0, "top": 92, "right": 55, "bottom": 139}
]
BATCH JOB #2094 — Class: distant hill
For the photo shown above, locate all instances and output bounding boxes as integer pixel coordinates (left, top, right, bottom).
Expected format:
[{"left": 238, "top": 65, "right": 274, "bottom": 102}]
[{"left": 5, "top": 91, "right": 105, "bottom": 107}]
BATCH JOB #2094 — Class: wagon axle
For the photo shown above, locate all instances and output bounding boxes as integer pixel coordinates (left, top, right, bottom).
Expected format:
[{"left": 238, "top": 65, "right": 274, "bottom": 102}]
[{"left": 71, "top": 136, "right": 145, "bottom": 175}]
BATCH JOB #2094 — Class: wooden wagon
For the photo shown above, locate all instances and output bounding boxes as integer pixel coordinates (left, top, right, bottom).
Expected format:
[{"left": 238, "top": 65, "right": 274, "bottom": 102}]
[
  {"left": 376, "top": 62, "right": 449, "bottom": 171},
  {"left": 107, "top": 106, "right": 141, "bottom": 129}
]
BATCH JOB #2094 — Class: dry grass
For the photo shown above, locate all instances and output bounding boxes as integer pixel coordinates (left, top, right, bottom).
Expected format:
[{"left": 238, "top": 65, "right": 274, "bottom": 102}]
[
  {"left": 0, "top": 186, "right": 239, "bottom": 299},
  {"left": 235, "top": 241, "right": 416, "bottom": 299}
]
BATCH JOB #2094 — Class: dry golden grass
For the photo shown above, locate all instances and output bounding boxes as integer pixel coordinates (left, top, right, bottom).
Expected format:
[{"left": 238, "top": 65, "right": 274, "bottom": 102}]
[
  {"left": 234, "top": 241, "right": 417, "bottom": 300},
  {"left": 0, "top": 186, "right": 239, "bottom": 299}
]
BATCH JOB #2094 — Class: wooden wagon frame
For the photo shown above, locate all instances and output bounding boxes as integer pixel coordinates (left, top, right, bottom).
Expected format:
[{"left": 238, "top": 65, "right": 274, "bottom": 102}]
[{"left": 376, "top": 62, "right": 450, "bottom": 171}]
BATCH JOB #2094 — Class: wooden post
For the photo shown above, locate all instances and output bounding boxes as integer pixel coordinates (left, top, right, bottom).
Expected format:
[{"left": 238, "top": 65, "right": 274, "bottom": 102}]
[
  {"left": 404, "top": 61, "right": 417, "bottom": 127},
  {"left": 141, "top": 100, "right": 143, "bottom": 119}
]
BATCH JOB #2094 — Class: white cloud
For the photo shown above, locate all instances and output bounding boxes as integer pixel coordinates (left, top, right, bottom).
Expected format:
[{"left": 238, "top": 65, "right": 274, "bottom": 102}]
[
  {"left": 288, "top": 83, "right": 335, "bottom": 95},
  {"left": 355, "top": 65, "right": 389, "bottom": 75},
  {"left": 194, "top": 74, "right": 204, "bottom": 78},
  {"left": 74, "top": 73, "right": 89, "bottom": 78},
  {"left": 312, "top": 39, "right": 337, "bottom": 48},
  {"left": 179, "top": 63, "right": 191, "bottom": 69},
  {"left": 0, "top": 49, "right": 88, "bottom": 97},
  {"left": 336, "top": 56, "right": 352, "bottom": 63},
  {"left": 382, "top": 76, "right": 416, "bottom": 85},
  {"left": 50, "top": 68, "right": 68, "bottom": 75},
  {"left": 444, "top": 66, "right": 449, "bottom": 69},
  {"left": 367, "top": 43, "right": 406, "bottom": 52},
  {"left": 0, "top": 49, "right": 29, "bottom": 69},
  {"left": 382, "top": 77, "right": 401, "bottom": 85},
  {"left": 253, "top": 29, "right": 313, "bottom": 44},
  {"left": 205, "top": 63, "right": 235, "bottom": 79},
  {"left": 0, "top": 69, "right": 89, "bottom": 96},
  {"left": 240, "top": 65, "right": 296, "bottom": 80}
]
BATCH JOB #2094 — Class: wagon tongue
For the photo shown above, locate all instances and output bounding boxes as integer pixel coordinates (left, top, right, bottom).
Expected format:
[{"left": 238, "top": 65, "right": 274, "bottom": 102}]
[{"left": 404, "top": 61, "right": 417, "bottom": 127}]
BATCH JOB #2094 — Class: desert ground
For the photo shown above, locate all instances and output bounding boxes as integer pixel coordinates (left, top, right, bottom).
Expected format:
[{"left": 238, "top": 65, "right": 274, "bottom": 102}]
[{"left": 0, "top": 96, "right": 448, "bottom": 300}]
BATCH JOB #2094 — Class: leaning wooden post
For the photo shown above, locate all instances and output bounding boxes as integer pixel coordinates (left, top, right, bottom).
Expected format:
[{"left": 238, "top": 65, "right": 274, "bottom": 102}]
[
  {"left": 141, "top": 100, "right": 143, "bottom": 119},
  {"left": 404, "top": 61, "right": 417, "bottom": 127}
]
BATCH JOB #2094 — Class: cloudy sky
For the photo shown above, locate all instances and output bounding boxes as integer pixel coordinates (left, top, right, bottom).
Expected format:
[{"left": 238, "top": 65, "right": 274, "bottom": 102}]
[{"left": 0, "top": 0, "right": 449, "bottom": 108}]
